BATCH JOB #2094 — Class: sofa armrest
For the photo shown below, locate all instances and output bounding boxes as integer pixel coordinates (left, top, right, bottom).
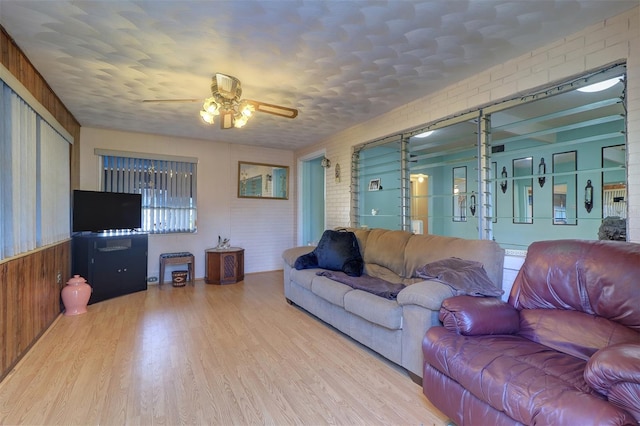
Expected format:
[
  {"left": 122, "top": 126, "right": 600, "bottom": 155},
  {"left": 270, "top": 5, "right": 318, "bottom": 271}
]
[
  {"left": 439, "top": 295, "right": 520, "bottom": 336},
  {"left": 396, "top": 280, "right": 455, "bottom": 311},
  {"left": 282, "top": 246, "right": 315, "bottom": 268},
  {"left": 584, "top": 343, "right": 640, "bottom": 420}
]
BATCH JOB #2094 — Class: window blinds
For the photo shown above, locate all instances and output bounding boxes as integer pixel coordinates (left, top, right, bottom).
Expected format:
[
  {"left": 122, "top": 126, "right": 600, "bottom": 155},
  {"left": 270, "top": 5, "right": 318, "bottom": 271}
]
[{"left": 100, "top": 153, "right": 197, "bottom": 234}]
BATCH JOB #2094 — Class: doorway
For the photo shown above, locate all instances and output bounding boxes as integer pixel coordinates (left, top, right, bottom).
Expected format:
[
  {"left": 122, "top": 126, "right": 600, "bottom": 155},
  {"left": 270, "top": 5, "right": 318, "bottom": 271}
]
[
  {"left": 410, "top": 174, "right": 429, "bottom": 234},
  {"left": 299, "top": 154, "right": 326, "bottom": 246}
]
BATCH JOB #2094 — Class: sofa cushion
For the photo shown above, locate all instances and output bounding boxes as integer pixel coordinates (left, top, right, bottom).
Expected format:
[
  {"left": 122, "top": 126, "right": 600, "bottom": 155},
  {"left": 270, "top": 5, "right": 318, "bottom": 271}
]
[
  {"left": 297, "top": 230, "right": 364, "bottom": 276},
  {"left": 510, "top": 239, "right": 640, "bottom": 332},
  {"left": 290, "top": 268, "right": 320, "bottom": 291},
  {"left": 404, "top": 234, "right": 505, "bottom": 288},
  {"left": 311, "top": 275, "right": 352, "bottom": 307},
  {"left": 518, "top": 309, "right": 640, "bottom": 361},
  {"left": 364, "top": 263, "right": 404, "bottom": 283},
  {"left": 416, "top": 257, "right": 503, "bottom": 297},
  {"left": 424, "top": 326, "right": 633, "bottom": 425},
  {"left": 362, "top": 229, "right": 412, "bottom": 277},
  {"left": 344, "top": 290, "right": 403, "bottom": 330},
  {"left": 283, "top": 246, "right": 315, "bottom": 268}
]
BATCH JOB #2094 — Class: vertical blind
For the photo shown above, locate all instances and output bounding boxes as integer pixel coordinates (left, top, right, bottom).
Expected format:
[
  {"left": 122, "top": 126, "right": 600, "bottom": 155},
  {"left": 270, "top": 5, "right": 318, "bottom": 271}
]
[
  {"left": 0, "top": 81, "right": 71, "bottom": 261},
  {"left": 100, "top": 153, "right": 197, "bottom": 234}
]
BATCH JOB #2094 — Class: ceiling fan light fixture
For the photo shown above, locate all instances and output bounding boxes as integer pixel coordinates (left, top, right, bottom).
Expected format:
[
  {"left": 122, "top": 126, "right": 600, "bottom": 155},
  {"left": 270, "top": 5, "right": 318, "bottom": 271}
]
[
  {"left": 240, "top": 101, "right": 254, "bottom": 118},
  {"left": 234, "top": 114, "right": 249, "bottom": 128},
  {"left": 203, "top": 97, "right": 220, "bottom": 115},
  {"left": 215, "top": 73, "right": 241, "bottom": 99},
  {"left": 200, "top": 109, "right": 215, "bottom": 124}
]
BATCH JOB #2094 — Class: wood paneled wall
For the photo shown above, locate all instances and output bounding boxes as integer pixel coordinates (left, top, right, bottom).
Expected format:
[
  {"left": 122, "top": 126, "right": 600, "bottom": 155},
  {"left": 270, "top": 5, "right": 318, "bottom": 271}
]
[
  {"left": 0, "top": 25, "right": 81, "bottom": 187},
  {"left": 0, "top": 243, "right": 71, "bottom": 380},
  {"left": 0, "top": 26, "right": 80, "bottom": 381}
]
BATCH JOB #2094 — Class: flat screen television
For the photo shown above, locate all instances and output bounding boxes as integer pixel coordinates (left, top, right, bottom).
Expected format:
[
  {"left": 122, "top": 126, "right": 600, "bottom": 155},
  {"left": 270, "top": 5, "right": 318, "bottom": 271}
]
[{"left": 73, "top": 190, "right": 142, "bottom": 233}]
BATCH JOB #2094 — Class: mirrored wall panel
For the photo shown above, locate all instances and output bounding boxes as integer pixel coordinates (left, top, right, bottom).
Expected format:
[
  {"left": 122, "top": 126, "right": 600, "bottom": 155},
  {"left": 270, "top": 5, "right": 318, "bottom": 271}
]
[
  {"left": 513, "top": 157, "right": 533, "bottom": 224},
  {"left": 602, "top": 145, "right": 626, "bottom": 219},
  {"left": 453, "top": 166, "right": 467, "bottom": 222},
  {"left": 552, "top": 151, "right": 577, "bottom": 225}
]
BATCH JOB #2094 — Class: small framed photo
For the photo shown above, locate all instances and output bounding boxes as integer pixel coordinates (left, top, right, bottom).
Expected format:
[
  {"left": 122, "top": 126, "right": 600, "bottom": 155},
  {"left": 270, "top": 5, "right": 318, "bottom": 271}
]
[{"left": 368, "top": 178, "right": 381, "bottom": 191}]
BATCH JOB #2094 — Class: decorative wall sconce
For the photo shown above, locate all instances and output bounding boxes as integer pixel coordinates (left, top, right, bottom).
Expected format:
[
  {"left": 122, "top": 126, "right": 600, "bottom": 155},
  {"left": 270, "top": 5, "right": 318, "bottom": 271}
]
[
  {"left": 500, "top": 166, "right": 508, "bottom": 193},
  {"left": 538, "top": 158, "right": 546, "bottom": 187},
  {"left": 321, "top": 156, "right": 331, "bottom": 169},
  {"left": 334, "top": 163, "right": 341, "bottom": 183},
  {"left": 585, "top": 179, "right": 594, "bottom": 213},
  {"left": 470, "top": 191, "right": 477, "bottom": 216}
]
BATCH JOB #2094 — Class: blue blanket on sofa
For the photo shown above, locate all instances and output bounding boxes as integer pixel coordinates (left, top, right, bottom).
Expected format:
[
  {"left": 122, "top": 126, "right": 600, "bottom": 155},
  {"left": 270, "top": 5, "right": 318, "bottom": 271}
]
[{"left": 316, "top": 271, "right": 405, "bottom": 300}]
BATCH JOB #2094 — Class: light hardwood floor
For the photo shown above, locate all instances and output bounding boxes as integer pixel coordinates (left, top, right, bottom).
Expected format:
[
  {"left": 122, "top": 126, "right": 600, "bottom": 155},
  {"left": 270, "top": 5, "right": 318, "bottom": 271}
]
[{"left": 0, "top": 270, "right": 447, "bottom": 425}]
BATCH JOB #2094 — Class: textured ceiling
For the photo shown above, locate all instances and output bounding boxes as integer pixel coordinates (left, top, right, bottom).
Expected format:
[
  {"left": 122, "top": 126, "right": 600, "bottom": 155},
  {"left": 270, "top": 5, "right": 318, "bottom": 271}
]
[{"left": 0, "top": 1, "right": 637, "bottom": 150}]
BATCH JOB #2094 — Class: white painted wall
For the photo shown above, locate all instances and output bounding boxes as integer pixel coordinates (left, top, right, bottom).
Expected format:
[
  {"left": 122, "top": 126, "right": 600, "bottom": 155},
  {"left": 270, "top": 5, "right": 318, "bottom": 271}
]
[
  {"left": 79, "top": 127, "right": 294, "bottom": 279},
  {"left": 501, "top": 253, "right": 527, "bottom": 302},
  {"left": 294, "top": 7, "right": 640, "bottom": 247}
]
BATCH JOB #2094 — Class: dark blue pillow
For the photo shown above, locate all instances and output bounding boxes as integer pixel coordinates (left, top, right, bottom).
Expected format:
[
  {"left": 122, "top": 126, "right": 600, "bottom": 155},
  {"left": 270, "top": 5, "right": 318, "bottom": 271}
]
[
  {"left": 294, "top": 251, "right": 318, "bottom": 270},
  {"left": 295, "top": 230, "right": 363, "bottom": 277}
]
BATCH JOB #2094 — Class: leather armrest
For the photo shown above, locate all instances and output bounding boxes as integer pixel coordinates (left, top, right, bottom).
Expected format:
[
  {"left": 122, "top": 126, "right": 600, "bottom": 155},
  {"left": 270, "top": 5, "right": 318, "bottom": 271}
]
[
  {"left": 584, "top": 343, "right": 640, "bottom": 420},
  {"left": 439, "top": 295, "right": 520, "bottom": 336}
]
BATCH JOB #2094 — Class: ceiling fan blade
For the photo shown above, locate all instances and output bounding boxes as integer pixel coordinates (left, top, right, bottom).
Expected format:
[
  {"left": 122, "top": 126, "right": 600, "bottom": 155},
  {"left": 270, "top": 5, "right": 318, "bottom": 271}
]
[
  {"left": 142, "top": 99, "right": 202, "bottom": 103},
  {"left": 220, "top": 111, "right": 234, "bottom": 129},
  {"left": 247, "top": 100, "right": 298, "bottom": 118}
]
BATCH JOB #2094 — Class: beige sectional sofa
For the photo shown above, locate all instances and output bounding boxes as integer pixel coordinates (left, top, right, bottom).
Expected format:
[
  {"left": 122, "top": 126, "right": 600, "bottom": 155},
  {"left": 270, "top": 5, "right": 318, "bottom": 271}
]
[{"left": 282, "top": 228, "right": 505, "bottom": 382}]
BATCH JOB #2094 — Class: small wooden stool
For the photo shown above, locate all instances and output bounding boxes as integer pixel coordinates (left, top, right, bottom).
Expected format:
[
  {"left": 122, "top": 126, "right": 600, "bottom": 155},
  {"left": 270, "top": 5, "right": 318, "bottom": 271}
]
[{"left": 159, "top": 252, "right": 194, "bottom": 285}]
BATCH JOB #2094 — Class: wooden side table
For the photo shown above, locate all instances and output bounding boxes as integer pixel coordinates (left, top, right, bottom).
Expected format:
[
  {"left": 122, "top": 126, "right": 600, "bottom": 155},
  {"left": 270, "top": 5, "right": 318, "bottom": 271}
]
[{"left": 205, "top": 247, "right": 244, "bottom": 284}]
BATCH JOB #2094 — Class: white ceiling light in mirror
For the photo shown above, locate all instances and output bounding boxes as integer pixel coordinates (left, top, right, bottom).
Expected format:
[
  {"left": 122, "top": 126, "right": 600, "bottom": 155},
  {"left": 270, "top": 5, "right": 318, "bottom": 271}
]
[
  {"left": 414, "top": 130, "right": 434, "bottom": 138},
  {"left": 577, "top": 76, "right": 624, "bottom": 93}
]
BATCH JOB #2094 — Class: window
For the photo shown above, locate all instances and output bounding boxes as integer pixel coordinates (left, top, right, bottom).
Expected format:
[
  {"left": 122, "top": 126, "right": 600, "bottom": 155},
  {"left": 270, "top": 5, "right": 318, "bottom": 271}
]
[
  {"left": 0, "top": 78, "right": 71, "bottom": 261},
  {"left": 98, "top": 151, "right": 197, "bottom": 234}
]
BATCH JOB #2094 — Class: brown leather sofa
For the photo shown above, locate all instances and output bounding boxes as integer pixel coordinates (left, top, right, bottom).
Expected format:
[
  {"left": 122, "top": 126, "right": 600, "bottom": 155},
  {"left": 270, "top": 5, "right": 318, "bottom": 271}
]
[{"left": 422, "top": 239, "right": 640, "bottom": 425}]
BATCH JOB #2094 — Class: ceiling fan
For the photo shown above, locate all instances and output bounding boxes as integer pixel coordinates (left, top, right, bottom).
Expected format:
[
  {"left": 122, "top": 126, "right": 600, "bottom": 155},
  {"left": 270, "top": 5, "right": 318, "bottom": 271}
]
[{"left": 143, "top": 73, "right": 298, "bottom": 129}]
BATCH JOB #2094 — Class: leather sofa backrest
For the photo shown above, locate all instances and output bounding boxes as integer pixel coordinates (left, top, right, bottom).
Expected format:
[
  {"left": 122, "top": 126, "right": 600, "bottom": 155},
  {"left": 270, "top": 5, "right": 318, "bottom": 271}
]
[{"left": 509, "top": 239, "right": 640, "bottom": 357}]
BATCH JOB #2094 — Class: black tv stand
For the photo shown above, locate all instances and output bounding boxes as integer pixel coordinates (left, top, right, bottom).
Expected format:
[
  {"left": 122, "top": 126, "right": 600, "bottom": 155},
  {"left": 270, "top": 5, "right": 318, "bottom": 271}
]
[{"left": 72, "top": 233, "right": 148, "bottom": 304}]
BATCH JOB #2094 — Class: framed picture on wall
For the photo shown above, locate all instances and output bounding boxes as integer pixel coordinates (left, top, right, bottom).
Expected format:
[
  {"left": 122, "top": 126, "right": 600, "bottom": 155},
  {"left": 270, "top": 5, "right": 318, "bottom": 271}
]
[{"left": 368, "top": 178, "right": 381, "bottom": 191}]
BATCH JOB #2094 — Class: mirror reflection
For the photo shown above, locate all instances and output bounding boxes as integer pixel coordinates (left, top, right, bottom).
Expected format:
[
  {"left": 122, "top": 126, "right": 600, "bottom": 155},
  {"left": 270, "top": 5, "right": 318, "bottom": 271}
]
[
  {"left": 238, "top": 161, "right": 289, "bottom": 199},
  {"left": 453, "top": 166, "right": 467, "bottom": 222},
  {"left": 553, "top": 152, "right": 577, "bottom": 225},
  {"left": 602, "top": 145, "right": 626, "bottom": 219},
  {"left": 513, "top": 157, "right": 533, "bottom": 224}
]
